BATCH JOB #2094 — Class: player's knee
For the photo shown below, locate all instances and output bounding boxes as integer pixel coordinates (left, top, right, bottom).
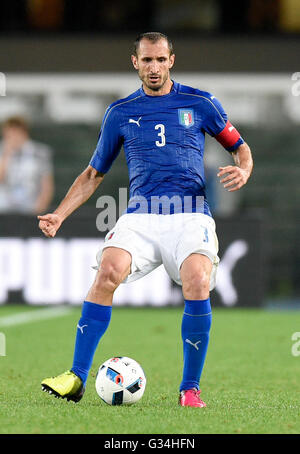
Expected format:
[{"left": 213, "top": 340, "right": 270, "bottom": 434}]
[
  {"left": 96, "top": 262, "right": 128, "bottom": 292},
  {"left": 182, "top": 270, "right": 210, "bottom": 299}
]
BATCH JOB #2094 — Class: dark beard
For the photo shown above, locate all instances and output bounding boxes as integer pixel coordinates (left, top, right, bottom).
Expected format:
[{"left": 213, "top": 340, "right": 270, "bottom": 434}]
[
  {"left": 143, "top": 77, "right": 167, "bottom": 92},
  {"left": 139, "top": 70, "right": 168, "bottom": 93},
  {"left": 146, "top": 84, "right": 161, "bottom": 91}
]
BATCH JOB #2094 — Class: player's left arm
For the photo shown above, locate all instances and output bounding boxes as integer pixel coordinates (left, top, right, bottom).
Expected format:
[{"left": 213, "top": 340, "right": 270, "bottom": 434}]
[
  {"left": 202, "top": 93, "right": 253, "bottom": 192},
  {"left": 217, "top": 142, "right": 253, "bottom": 192}
]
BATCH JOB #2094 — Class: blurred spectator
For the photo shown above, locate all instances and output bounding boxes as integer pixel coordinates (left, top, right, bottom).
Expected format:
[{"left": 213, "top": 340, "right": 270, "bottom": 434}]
[{"left": 0, "top": 116, "right": 54, "bottom": 214}]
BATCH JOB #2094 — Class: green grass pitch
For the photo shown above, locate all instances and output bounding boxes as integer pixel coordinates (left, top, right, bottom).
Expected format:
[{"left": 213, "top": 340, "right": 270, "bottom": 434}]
[{"left": 0, "top": 304, "right": 300, "bottom": 434}]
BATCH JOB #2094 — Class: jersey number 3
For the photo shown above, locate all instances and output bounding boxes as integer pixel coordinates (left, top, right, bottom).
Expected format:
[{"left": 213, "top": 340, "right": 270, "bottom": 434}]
[{"left": 155, "top": 124, "right": 166, "bottom": 147}]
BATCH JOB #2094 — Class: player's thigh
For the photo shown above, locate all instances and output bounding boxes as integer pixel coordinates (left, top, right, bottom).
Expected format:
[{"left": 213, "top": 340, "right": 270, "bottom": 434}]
[
  {"left": 97, "top": 214, "right": 162, "bottom": 284},
  {"left": 161, "top": 213, "right": 219, "bottom": 290}
]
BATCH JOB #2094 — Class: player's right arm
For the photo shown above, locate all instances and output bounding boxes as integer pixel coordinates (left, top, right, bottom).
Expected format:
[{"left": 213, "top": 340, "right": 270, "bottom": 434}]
[
  {"left": 38, "top": 165, "right": 104, "bottom": 238},
  {"left": 38, "top": 102, "right": 122, "bottom": 238}
]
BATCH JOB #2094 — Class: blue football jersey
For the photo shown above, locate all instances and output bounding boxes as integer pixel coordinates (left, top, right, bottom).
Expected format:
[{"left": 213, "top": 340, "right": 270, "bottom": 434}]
[{"left": 90, "top": 80, "right": 243, "bottom": 216}]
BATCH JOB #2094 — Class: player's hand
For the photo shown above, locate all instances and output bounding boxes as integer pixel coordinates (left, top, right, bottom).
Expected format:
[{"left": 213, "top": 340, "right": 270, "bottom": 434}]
[
  {"left": 37, "top": 213, "right": 63, "bottom": 238},
  {"left": 217, "top": 166, "right": 250, "bottom": 192}
]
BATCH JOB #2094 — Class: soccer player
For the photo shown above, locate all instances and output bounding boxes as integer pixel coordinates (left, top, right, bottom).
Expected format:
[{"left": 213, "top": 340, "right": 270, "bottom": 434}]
[{"left": 38, "top": 32, "right": 253, "bottom": 407}]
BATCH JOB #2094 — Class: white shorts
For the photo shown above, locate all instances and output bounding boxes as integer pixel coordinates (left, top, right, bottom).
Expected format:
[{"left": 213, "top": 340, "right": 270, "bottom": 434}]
[{"left": 96, "top": 212, "right": 219, "bottom": 291}]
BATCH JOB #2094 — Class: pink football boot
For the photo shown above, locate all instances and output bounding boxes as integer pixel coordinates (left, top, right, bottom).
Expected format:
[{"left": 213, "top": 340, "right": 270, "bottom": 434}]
[{"left": 179, "top": 388, "right": 206, "bottom": 407}]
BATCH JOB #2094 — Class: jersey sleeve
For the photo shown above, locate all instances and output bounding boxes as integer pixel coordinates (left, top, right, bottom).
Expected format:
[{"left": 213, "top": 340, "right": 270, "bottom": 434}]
[
  {"left": 89, "top": 105, "right": 123, "bottom": 173},
  {"left": 202, "top": 94, "right": 244, "bottom": 152}
]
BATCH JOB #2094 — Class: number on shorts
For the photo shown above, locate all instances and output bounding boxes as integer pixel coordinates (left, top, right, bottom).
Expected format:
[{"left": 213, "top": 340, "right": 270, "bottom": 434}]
[{"left": 203, "top": 227, "right": 209, "bottom": 243}]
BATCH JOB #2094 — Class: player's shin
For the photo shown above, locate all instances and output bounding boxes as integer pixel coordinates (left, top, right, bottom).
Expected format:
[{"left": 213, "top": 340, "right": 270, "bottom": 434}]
[
  {"left": 180, "top": 298, "right": 212, "bottom": 391},
  {"left": 71, "top": 301, "right": 112, "bottom": 386}
]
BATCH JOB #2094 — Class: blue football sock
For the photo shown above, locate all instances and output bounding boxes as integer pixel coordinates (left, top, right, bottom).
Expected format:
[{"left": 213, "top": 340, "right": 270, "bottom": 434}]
[
  {"left": 180, "top": 298, "right": 212, "bottom": 392},
  {"left": 71, "top": 301, "right": 112, "bottom": 386}
]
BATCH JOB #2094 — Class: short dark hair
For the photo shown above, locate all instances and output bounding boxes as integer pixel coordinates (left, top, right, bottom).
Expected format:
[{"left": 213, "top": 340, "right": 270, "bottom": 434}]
[
  {"left": 2, "top": 115, "right": 29, "bottom": 133},
  {"left": 133, "top": 32, "right": 174, "bottom": 56}
]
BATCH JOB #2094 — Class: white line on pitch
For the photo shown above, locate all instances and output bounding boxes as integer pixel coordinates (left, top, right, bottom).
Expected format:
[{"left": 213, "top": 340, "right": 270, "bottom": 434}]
[{"left": 0, "top": 306, "right": 74, "bottom": 328}]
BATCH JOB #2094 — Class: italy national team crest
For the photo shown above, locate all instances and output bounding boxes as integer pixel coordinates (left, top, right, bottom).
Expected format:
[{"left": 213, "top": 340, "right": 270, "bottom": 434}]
[{"left": 178, "top": 109, "right": 194, "bottom": 128}]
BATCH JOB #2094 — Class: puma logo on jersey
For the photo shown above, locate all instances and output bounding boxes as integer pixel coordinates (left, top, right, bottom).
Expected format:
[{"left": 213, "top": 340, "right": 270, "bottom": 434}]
[
  {"left": 228, "top": 126, "right": 235, "bottom": 132},
  {"left": 129, "top": 117, "right": 142, "bottom": 127}
]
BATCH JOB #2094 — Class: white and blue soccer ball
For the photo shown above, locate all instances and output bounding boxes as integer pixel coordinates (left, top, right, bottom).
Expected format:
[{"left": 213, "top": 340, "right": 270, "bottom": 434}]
[{"left": 95, "top": 356, "right": 146, "bottom": 405}]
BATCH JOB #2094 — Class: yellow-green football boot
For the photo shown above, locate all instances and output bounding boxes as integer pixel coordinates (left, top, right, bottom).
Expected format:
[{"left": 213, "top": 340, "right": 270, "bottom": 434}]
[{"left": 41, "top": 370, "right": 85, "bottom": 403}]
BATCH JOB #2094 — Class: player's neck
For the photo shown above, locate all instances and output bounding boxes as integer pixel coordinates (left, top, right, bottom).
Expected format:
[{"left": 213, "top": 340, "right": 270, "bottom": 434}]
[{"left": 142, "top": 79, "right": 173, "bottom": 97}]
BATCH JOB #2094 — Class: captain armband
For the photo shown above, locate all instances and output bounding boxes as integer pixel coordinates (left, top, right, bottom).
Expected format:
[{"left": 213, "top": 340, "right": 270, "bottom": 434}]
[{"left": 215, "top": 121, "right": 243, "bottom": 151}]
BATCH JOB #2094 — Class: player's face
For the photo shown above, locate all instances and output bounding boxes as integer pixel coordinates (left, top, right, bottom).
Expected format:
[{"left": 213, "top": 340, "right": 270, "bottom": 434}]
[{"left": 131, "top": 38, "right": 175, "bottom": 95}]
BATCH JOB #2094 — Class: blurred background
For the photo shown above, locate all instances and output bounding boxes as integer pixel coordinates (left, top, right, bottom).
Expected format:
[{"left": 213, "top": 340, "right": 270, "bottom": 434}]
[{"left": 0, "top": 0, "right": 300, "bottom": 308}]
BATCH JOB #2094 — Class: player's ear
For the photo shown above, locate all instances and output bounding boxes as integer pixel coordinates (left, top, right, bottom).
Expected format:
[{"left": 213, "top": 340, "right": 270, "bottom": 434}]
[
  {"left": 169, "top": 53, "right": 175, "bottom": 69},
  {"left": 131, "top": 54, "right": 139, "bottom": 70}
]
